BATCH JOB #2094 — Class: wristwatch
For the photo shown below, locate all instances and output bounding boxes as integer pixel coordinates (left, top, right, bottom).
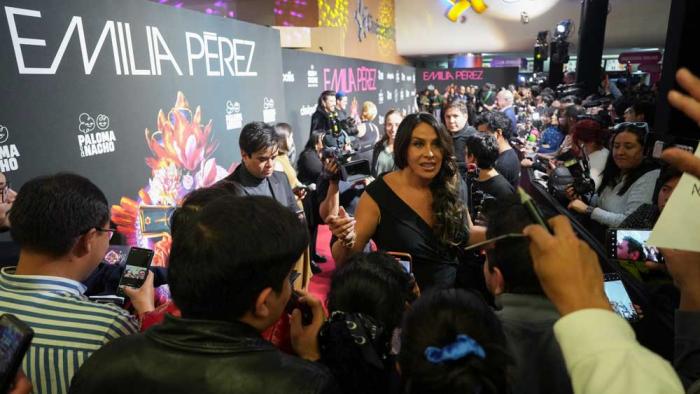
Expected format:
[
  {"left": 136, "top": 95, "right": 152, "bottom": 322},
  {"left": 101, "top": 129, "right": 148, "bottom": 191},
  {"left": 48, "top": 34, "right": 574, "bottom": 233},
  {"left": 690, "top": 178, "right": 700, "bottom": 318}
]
[{"left": 585, "top": 205, "right": 595, "bottom": 216}]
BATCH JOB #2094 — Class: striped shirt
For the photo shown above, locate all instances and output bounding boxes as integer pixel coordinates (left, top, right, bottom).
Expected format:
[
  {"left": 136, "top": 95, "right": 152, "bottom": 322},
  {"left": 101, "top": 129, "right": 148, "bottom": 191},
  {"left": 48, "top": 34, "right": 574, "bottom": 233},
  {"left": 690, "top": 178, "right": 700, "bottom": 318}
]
[{"left": 0, "top": 267, "right": 139, "bottom": 394}]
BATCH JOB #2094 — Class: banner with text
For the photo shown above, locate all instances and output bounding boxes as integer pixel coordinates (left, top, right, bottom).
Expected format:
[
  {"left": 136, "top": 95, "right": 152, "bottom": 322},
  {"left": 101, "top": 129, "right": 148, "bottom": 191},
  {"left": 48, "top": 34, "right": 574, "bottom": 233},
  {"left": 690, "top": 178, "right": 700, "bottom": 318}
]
[
  {"left": 416, "top": 67, "right": 519, "bottom": 92},
  {"left": 281, "top": 49, "right": 417, "bottom": 148},
  {"left": 0, "top": 0, "right": 285, "bottom": 251}
]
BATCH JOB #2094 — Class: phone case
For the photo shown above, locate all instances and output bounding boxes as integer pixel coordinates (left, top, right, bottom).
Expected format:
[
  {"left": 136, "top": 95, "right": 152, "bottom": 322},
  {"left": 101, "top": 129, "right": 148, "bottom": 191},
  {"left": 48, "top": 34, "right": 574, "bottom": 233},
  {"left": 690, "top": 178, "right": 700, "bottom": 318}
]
[{"left": 0, "top": 314, "right": 34, "bottom": 392}]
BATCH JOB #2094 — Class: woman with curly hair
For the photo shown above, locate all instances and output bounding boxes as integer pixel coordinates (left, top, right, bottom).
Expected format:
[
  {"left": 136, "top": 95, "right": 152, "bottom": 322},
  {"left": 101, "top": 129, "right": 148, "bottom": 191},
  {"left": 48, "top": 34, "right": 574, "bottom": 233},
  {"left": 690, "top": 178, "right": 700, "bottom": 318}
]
[{"left": 327, "top": 113, "right": 485, "bottom": 289}]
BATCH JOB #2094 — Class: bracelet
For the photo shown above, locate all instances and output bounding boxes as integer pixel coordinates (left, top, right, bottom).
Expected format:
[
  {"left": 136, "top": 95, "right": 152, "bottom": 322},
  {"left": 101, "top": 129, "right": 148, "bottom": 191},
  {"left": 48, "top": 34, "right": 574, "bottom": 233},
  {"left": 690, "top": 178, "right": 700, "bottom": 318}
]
[
  {"left": 585, "top": 205, "right": 595, "bottom": 216},
  {"left": 340, "top": 234, "right": 356, "bottom": 248}
]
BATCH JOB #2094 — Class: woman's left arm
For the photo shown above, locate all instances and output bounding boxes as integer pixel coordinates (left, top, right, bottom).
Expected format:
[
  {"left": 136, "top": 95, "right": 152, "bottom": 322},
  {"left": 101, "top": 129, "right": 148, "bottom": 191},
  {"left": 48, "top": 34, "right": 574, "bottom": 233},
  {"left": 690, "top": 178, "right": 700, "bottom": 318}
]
[{"left": 590, "top": 170, "right": 659, "bottom": 227}]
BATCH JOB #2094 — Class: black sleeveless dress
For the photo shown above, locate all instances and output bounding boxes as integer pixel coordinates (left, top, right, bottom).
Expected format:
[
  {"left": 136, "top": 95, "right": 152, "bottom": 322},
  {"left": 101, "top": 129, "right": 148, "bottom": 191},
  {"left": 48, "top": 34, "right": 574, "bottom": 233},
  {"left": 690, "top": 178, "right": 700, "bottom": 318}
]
[
  {"left": 365, "top": 175, "right": 464, "bottom": 289},
  {"left": 353, "top": 121, "right": 378, "bottom": 163}
]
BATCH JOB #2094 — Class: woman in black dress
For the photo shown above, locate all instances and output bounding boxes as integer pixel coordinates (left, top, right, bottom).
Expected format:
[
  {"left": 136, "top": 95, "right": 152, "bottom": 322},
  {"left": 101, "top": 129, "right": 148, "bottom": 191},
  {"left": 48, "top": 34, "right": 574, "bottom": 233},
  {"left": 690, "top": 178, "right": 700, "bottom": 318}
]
[
  {"left": 328, "top": 113, "right": 486, "bottom": 289},
  {"left": 297, "top": 129, "right": 327, "bottom": 264}
]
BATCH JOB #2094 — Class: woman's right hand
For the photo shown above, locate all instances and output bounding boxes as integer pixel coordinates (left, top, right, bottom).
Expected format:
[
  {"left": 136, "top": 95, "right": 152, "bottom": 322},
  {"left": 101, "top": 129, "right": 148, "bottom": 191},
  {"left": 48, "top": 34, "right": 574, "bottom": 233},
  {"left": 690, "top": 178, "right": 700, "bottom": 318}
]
[{"left": 326, "top": 206, "right": 356, "bottom": 245}]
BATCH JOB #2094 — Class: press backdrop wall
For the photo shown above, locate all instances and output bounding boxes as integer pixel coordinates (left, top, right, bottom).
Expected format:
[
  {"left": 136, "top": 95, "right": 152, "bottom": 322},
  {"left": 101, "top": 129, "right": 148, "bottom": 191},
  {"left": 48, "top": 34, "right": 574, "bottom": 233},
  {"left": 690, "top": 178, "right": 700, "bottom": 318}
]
[
  {"left": 0, "top": 0, "right": 286, "bottom": 246},
  {"left": 281, "top": 48, "right": 417, "bottom": 152}
]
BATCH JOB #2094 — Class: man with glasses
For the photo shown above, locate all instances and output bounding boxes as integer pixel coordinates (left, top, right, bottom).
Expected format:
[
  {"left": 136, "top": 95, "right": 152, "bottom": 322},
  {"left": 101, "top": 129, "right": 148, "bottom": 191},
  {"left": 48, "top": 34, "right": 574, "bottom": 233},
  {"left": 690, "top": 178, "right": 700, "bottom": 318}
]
[
  {"left": 224, "top": 122, "right": 302, "bottom": 216},
  {"left": 0, "top": 173, "right": 154, "bottom": 394}
]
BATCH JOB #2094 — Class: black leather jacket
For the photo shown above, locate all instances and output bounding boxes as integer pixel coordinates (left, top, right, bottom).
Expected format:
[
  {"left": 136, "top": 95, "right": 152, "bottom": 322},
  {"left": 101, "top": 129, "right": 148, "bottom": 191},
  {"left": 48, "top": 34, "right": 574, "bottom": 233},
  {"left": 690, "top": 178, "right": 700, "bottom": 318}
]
[{"left": 69, "top": 315, "right": 339, "bottom": 394}]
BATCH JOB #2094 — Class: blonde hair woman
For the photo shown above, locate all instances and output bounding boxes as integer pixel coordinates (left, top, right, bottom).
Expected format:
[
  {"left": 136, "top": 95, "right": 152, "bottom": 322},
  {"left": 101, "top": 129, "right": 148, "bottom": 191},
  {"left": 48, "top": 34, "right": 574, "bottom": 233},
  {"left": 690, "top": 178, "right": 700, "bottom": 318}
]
[{"left": 353, "top": 100, "right": 380, "bottom": 163}]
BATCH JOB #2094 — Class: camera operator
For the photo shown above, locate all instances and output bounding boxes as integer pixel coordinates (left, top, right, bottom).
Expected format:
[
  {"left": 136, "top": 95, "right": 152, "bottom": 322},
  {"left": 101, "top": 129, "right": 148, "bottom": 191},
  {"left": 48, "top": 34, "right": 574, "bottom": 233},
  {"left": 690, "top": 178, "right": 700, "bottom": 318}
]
[
  {"left": 522, "top": 105, "right": 585, "bottom": 170},
  {"left": 567, "top": 123, "right": 659, "bottom": 229},
  {"left": 474, "top": 111, "right": 521, "bottom": 188},
  {"left": 465, "top": 134, "right": 515, "bottom": 220},
  {"left": 335, "top": 91, "right": 358, "bottom": 137},
  {"left": 535, "top": 108, "right": 565, "bottom": 155},
  {"left": 318, "top": 153, "right": 370, "bottom": 227},
  {"left": 310, "top": 90, "right": 356, "bottom": 140},
  {"left": 569, "top": 119, "right": 610, "bottom": 190}
]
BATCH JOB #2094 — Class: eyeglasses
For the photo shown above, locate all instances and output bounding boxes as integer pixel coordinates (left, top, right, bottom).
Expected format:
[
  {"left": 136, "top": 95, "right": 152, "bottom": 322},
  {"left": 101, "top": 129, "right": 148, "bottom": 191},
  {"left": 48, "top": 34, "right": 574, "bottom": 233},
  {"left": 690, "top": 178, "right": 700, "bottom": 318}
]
[
  {"left": 94, "top": 227, "right": 118, "bottom": 240},
  {"left": 614, "top": 122, "right": 649, "bottom": 133}
]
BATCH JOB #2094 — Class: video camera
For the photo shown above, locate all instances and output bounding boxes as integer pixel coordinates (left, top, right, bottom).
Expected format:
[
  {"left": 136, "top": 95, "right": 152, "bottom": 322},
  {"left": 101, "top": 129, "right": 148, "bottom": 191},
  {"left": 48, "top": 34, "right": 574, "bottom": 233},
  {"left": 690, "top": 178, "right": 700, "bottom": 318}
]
[
  {"left": 548, "top": 149, "right": 596, "bottom": 203},
  {"left": 463, "top": 165, "right": 498, "bottom": 224},
  {"left": 321, "top": 147, "right": 371, "bottom": 183},
  {"left": 321, "top": 146, "right": 354, "bottom": 164},
  {"left": 340, "top": 116, "right": 357, "bottom": 135}
]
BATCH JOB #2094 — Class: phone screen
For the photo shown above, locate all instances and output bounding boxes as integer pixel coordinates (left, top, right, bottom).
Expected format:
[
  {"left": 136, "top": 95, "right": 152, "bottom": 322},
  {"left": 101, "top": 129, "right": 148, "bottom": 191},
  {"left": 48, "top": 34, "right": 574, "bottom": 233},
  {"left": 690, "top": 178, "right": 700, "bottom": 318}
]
[
  {"left": 0, "top": 315, "right": 34, "bottom": 391},
  {"left": 603, "top": 274, "right": 639, "bottom": 321},
  {"left": 397, "top": 259, "right": 411, "bottom": 274},
  {"left": 609, "top": 229, "right": 664, "bottom": 264},
  {"left": 117, "top": 247, "right": 154, "bottom": 297}
]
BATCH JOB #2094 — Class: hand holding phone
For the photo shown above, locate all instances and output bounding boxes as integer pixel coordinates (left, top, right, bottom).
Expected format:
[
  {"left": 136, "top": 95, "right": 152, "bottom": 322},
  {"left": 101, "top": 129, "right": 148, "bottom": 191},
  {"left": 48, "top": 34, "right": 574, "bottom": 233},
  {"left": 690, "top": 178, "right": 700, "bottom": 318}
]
[
  {"left": 608, "top": 229, "right": 665, "bottom": 264},
  {"left": 289, "top": 291, "right": 324, "bottom": 361},
  {"left": 286, "top": 291, "right": 313, "bottom": 326},
  {"left": 523, "top": 215, "right": 611, "bottom": 316},
  {"left": 117, "top": 247, "right": 154, "bottom": 298},
  {"left": 0, "top": 314, "right": 34, "bottom": 393},
  {"left": 603, "top": 273, "right": 640, "bottom": 322}
]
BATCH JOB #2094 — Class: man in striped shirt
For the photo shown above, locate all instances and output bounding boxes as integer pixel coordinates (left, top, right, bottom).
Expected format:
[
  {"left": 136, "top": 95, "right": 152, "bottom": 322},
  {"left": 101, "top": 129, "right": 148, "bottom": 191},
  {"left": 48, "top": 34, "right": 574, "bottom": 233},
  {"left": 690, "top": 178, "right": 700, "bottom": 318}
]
[{"left": 0, "top": 173, "right": 153, "bottom": 394}]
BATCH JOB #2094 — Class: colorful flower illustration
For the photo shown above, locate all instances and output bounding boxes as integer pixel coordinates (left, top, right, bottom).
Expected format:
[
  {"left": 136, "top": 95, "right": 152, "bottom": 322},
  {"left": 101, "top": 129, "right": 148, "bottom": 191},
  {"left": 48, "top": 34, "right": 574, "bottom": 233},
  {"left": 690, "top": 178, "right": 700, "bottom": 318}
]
[{"left": 111, "top": 92, "right": 230, "bottom": 265}]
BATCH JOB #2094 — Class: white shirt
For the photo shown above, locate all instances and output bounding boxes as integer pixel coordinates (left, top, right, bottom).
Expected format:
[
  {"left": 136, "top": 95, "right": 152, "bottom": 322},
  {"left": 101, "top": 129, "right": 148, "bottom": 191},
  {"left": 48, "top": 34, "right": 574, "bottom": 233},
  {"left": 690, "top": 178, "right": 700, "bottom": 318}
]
[
  {"left": 554, "top": 309, "right": 683, "bottom": 394},
  {"left": 587, "top": 147, "right": 609, "bottom": 190},
  {"left": 592, "top": 169, "right": 660, "bottom": 227}
]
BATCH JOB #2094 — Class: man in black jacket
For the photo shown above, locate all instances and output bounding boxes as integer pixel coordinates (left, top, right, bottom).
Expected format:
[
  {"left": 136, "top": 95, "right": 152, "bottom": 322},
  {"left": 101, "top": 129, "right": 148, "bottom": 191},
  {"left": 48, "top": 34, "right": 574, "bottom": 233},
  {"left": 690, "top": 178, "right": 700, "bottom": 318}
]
[
  {"left": 483, "top": 199, "right": 572, "bottom": 394},
  {"left": 69, "top": 196, "right": 339, "bottom": 394},
  {"left": 223, "top": 121, "right": 302, "bottom": 216},
  {"left": 310, "top": 91, "right": 356, "bottom": 139},
  {"left": 310, "top": 90, "right": 340, "bottom": 137},
  {"left": 475, "top": 111, "right": 521, "bottom": 188},
  {"left": 443, "top": 101, "right": 476, "bottom": 178}
]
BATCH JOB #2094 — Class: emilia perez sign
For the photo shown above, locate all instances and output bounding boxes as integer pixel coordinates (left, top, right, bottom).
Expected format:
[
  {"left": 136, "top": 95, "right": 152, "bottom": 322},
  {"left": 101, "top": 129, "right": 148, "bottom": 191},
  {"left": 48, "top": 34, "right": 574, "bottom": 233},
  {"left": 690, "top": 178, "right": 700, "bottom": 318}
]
[{"left": 4, "top": 6, "right": 257, "bottom": 77}]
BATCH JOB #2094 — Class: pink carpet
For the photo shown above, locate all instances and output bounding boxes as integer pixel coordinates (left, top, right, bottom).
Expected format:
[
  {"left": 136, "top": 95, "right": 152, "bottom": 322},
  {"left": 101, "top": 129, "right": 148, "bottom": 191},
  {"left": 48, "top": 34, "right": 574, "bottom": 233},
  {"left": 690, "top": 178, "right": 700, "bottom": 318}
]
[{"left": 307, "top": 225, "right": 335, "bottom": 305}]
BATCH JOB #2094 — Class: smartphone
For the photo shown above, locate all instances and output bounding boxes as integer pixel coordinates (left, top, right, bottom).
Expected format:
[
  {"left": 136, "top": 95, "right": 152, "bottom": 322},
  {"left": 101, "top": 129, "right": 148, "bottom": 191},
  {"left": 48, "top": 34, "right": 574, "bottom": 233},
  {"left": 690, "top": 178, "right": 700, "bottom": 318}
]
[
  {"left": 116, "top": 247, "right": 154, "bottom": 298},
  {"left": 285, "top": 291, "right": 313, "bottom": 325},
  {"left": 0, "top": 314, "right": 34, "bottom": 393},
  {"left": 386, "top": 251, "right": 412, "bottom": 274},
  {"left": 607, "top": 229, "right": 665, "bottom": 264},
  {"left": 603, "top": 273, "right": 640, "bottom": 322}
]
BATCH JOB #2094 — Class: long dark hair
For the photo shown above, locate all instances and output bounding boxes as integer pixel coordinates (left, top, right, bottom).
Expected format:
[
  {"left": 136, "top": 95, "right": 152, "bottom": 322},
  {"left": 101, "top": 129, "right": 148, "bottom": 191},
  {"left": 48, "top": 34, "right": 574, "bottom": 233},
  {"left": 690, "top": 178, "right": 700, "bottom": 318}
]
[
  {"left": 394, "top": 113, "right": 469, "bottom": 247},
  {"left": 399, "top": 289, "right": 511, "bottom": 394},
  {"left": 304, "top": 129, "right": 326, "bottom": 152},
  {"left": 317, "top": 90, "right": 336, "bottom": 112},
  {"left": 320, "top": 252, "right": 414, "bottom": 394},
  {"left": 597, "top": 126, "right": 657, "bottom": 195}
]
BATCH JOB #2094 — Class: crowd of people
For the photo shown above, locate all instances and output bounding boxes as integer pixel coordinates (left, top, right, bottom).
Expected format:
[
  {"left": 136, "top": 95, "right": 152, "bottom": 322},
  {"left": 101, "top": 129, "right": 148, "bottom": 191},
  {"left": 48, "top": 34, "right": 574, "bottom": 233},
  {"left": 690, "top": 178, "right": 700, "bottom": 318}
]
[{"left": 1, "top": 67, "right": 700, "bottom": 394}]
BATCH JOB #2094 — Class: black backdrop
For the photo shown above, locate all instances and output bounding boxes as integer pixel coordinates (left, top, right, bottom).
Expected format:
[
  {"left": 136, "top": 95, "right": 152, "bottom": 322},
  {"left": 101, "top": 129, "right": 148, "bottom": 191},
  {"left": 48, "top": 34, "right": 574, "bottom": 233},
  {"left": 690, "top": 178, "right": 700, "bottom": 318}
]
[
  {"left": 416, "top": 67, "right": 519, "bottom": 92},
  {"left": 281, "top": 49, "right": 417, "bottom": 150},
  {"left": 0, "top": 0, "right": 286, "bottom": 245},
  {"left": 0, "top": 0, "right": 285, "bottom": 202}
]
